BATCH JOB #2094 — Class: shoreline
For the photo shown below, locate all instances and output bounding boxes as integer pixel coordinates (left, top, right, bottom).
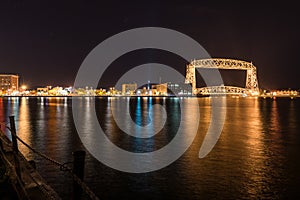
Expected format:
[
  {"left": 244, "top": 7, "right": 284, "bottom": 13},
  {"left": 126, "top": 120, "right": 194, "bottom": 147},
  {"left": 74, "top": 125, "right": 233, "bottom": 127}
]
[{"left": 1, "top": 95, "right": 299, "bottom": 99}]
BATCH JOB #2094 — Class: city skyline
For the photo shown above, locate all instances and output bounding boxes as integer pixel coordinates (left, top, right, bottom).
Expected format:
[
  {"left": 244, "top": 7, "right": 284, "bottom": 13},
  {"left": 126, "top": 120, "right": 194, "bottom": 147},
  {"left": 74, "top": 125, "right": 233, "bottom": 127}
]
[
  {"left": 1, "top": 1, "right": 299, "bottom": 90},
  {"left": 1, "top": 2, "right": 300, "bottom": 199}
]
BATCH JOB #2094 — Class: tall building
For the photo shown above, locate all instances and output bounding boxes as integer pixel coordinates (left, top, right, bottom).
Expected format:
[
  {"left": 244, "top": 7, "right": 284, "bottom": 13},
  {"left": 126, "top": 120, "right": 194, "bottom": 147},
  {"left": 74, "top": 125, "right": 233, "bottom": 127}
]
[
  {"left": 0, "top": 74, "right": 19, "bottom": 92},
  {"left": 122, "top": 83, "right": 137, "bottom": 95}
]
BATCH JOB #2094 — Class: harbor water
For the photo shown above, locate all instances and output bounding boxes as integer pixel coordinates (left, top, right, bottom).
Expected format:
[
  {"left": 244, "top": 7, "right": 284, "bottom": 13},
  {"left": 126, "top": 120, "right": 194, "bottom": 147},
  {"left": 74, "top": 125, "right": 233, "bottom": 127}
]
[{"left": 0, "top": 96, "right": 299, "bottom": 199}]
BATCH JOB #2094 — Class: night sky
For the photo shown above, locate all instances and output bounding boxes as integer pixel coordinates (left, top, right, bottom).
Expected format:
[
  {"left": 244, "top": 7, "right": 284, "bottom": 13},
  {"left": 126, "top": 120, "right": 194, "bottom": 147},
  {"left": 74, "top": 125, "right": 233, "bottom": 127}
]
[{"left": 0, "top": 0, "right": 299, "bottom": 90}]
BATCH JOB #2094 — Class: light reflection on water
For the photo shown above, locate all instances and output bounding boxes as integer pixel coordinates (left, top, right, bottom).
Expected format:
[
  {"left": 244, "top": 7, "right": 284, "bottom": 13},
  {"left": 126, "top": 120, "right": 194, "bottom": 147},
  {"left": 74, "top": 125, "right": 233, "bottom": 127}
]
[{"left": 0, "top": 96, "right": 299, "bottom": 199}]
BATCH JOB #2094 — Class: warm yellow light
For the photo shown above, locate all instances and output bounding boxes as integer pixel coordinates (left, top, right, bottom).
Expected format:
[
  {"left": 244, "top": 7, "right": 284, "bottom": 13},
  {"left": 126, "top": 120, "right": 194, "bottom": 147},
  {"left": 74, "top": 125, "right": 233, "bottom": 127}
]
[{"left": 21, "top": 85, "right": 27, "bottom": 90}]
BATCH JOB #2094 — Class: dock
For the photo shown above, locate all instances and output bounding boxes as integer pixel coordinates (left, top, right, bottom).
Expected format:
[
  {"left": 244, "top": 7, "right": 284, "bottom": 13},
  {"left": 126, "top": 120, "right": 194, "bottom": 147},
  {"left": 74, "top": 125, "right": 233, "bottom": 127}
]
[{"left": 0, "top": 123, "right": 61, "bottom": 200}]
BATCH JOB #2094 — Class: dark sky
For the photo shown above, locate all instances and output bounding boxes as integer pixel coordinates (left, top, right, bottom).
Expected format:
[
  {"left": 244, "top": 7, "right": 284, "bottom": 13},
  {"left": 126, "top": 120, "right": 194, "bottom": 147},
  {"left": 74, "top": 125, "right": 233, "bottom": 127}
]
[{"left": 0, "top": 0, "right": 299, "bottom": 90}]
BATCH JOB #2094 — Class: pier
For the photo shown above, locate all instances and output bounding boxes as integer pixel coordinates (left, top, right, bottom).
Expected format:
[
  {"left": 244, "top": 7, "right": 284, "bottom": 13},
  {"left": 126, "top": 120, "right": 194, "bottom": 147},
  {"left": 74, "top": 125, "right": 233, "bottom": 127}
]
[{"left": 0, "top": 116, "right": 99, "bottom": 200}]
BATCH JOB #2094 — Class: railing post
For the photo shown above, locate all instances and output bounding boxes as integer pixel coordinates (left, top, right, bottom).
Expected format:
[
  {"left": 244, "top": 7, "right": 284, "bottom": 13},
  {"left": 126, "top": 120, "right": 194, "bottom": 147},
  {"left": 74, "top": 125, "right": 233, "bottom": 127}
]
[
  {"left": 0, "top": 124, "right": 3, "bottom": 151},
  {"left": 0, "top": 136, "right": 3, "bottom": 152},
  {"left": 9, "top": 115, "right": 22, "bottom": 181},
  {"left": 72, "top": 150, "right": 86, "bottom": 200}
]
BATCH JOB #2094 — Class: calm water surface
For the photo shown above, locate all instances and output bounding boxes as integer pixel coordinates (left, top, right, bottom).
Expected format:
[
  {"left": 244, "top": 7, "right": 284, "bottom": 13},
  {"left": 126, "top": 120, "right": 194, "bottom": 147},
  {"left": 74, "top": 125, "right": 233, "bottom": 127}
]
[{"left": 0, "top": 96, "right": 299, "bottom": 199}]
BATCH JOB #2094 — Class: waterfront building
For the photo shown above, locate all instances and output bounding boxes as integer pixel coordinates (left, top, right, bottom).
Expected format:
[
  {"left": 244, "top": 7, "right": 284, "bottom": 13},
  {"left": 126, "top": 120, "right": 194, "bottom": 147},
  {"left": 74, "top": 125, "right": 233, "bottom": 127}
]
[
  {"left": 152, "top": 82, "right": 192, "bottom": 96},
  {"left": 122, "top": 83, "right": 137, "bottom": 95},
  {"left": 152, "top": 83, "right": 167, "bottom": 95},
  {"left": 0, "top": 74, "right": 19, "bottom": 94}
]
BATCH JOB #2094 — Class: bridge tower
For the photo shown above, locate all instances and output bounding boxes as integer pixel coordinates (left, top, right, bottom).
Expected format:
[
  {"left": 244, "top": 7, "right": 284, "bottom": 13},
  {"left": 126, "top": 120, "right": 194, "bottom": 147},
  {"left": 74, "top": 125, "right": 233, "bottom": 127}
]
[
  {"left": 245, "top": 67, "right": 259, "bottom": 91},
  {"left": 185, "top": 63, "right": 196, "bottom": 94}
]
